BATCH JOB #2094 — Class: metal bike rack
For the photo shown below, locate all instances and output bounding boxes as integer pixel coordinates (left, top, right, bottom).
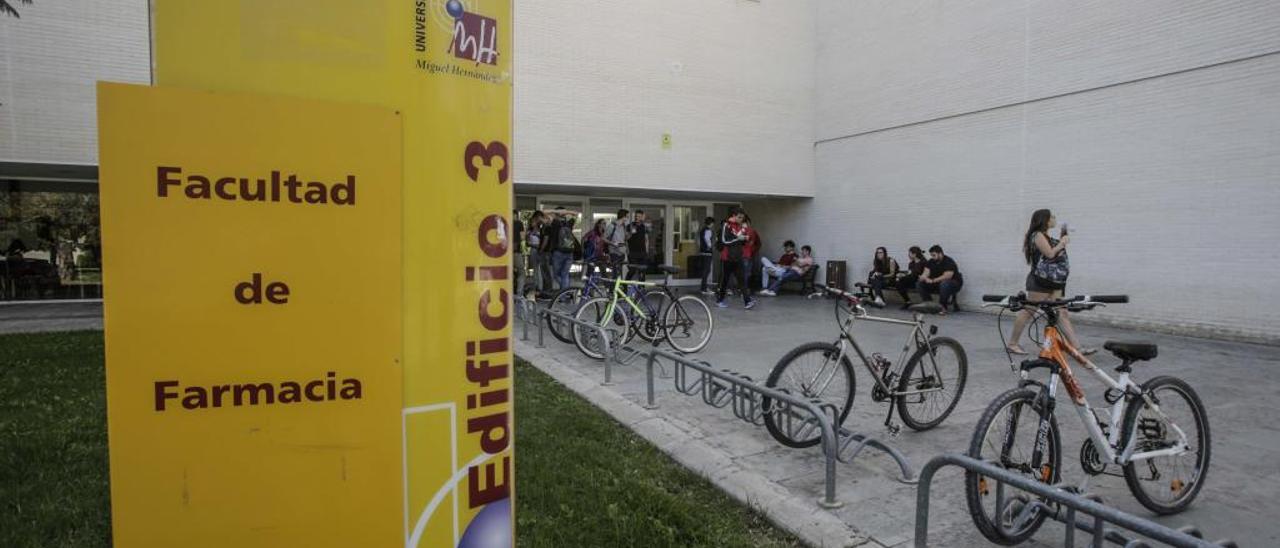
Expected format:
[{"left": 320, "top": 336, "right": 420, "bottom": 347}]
[
  {"left": 529, "top": 305, "right": 646, "bottom": 386},
  {"left": 914, "top": 453, "right": 1237, "bottom": 548},
  {"left": 644, "top": 347, "right": 915, "bottom": 509}
]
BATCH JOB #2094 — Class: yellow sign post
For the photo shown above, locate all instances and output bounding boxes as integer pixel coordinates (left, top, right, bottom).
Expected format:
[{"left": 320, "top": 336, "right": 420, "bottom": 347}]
[
  {"left": 98, "top": 83, "right": 405, "bottom": 547},
  {"left": 145, "top": 1, "right": 515, "bottom": 546}
]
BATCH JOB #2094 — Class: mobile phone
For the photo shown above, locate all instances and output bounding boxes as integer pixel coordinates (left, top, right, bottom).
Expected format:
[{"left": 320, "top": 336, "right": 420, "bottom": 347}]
[{"left": 1060, "top": 222, "right": 1070, "bottom": 236}]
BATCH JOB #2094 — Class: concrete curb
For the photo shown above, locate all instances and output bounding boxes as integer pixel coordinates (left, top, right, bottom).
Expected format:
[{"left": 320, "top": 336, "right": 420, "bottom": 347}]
[{"left": 516, "top": 340, "right": 878, "bottom": 548}]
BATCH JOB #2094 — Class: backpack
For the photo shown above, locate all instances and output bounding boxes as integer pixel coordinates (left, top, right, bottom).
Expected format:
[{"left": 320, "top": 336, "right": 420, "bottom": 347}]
[{"left": 556, "top": 224, "right": 575, "bottom": 252}]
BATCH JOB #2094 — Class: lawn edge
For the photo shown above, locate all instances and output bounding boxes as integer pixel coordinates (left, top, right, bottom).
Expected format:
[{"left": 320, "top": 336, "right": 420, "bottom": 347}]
[{"left": 515, "top": 339, "right": 879, "bottom": 548}]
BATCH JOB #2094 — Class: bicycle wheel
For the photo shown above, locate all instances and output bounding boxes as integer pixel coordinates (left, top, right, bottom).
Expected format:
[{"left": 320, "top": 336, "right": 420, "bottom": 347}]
[
  {"left": 965, "top": 387, "right": 1061, "bottom": 545},
  {"left": 896, "top": 336, "right": 967, "bottom": 431},
  {"left": 572, "top": 297, "right": 629, "bottom": 360},
  {"left": 1120, "top": 376, "right": 1210, "bottom": 515},
  {"left": 634, "top": 289, "right": 671, "bottom": 343},
  {"left": 546, "top": 288, "right": 584, "bottom": 344},
  {"left": 662, "top": 295, "right": 714, "bottom": 353},
  {"left": 762, "top": 342, "right": 856, "bottom": 448}
]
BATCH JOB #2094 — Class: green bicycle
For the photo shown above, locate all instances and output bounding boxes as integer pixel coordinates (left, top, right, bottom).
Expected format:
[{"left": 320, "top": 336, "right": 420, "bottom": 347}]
[{"left": 571, "top": 266, "right": 714, "bottom": 358}]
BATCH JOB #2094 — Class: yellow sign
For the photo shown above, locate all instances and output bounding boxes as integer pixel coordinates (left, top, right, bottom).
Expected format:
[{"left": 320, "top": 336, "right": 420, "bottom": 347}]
[
  {"left": 98, "top": 83, "right": 404, "bottom": 548},
  {"left": 152, "top": 1, "right": 515, "bottom": 546}
]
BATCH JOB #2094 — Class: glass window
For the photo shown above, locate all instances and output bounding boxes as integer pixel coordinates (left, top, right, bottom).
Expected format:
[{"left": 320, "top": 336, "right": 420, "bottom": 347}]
[{"left": 1, "top": 181, "right": 102, "bottom": 301}]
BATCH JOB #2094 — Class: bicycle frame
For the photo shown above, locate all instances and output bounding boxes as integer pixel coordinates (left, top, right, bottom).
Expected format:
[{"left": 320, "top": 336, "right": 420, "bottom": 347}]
[
  {"left": 1026, "top": 326, "right": 1191, "bottom": 467},
  {"left": 598, "top": 277, "right": 661, "bottom": 324},
  {"left": 820, "top": 303, "right": 943, "bottom": 397}
]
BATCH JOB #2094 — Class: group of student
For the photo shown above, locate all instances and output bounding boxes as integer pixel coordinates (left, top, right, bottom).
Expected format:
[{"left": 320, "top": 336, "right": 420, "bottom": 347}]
[
  {"left": 513, "top": 207, "right": 656, "bottom": 297},
  {"left": 863, "top": 245, "right": 964, "bottom": 315},
  {"left": 699, "top": 206, "right": 816, "bottom": 309}
]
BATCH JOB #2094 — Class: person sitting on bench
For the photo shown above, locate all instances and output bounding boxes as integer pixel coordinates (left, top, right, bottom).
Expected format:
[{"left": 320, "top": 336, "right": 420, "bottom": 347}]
[
  {"left": 760, "top": 240, "right": 798, "bottom": 290},
  {"left": 916, "top": 245, "right": 963, "bottom": 314},
  {"left": 759, "top": 245, "right": 814, "bottom": 296},
  {"left": 866, "top": 246, "right": 900, "bottom": 306}
]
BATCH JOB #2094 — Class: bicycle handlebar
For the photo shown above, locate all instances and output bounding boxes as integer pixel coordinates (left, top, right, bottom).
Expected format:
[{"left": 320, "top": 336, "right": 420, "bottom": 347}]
[
  {"left": 818, "top": 285, "right": 884, "bottom": 308},
  {"left": 982, "top": 292, "right": 1129, "bottom": 310}
]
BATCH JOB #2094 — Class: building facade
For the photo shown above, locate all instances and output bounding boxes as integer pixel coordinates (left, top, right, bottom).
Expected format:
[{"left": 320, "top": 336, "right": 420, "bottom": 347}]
[{"left": 3, "top": 0, "right": 1279, "bottom": 343}]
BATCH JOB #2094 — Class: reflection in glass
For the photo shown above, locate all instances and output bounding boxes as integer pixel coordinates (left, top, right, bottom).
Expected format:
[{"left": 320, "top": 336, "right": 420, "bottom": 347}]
[{"left": 0, "top": 183, "right": 102, "bottom": 301}]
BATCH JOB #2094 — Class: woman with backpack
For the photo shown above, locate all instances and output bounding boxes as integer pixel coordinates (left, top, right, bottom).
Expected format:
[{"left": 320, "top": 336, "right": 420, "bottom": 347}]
[
  {"left": 715, "top": 207, "right": 756, "bottom": 310},
  {"left": 1006, "top": 209, "right": 1093, "bottom": 355}
]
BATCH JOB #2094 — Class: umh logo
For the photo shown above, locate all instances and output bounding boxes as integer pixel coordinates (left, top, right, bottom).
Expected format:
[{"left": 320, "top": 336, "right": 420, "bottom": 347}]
[{"left": 446, "top": 0, "right": 498, "bottom": 66}]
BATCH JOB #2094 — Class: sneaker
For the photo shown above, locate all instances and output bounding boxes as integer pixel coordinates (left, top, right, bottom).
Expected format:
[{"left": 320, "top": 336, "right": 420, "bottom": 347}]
[
  {"left": 744, "top": 299, "right": 757, "bottom": 310},
  {"left": 873, "top": 296, "right": 885, "bottom": 307},
  {"left": 716, "top": 300, "right": 728, "bottom": 309},
  {"left": 758, "top": 289, "right": 776, "bottom": 297}
]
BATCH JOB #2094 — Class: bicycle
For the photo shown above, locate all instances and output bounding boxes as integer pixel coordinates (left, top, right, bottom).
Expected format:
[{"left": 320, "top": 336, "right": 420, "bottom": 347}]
[
  {"left": 966, "top": 293, "right": 1210, "bottom": 545},
  {"left": 761, "top": 285, "right": 968, "bottom": 448},
  {"left": 571, "top": 266, "right": 714, "bottom": 359},
  {"left": 545, "top": 260, "right": 614, "bottom": 344}
]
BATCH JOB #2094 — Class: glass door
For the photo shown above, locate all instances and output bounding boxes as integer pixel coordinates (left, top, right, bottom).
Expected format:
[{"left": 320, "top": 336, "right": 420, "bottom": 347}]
[{"left": 671, "top": 205, "right": 709, "bottom": 284}]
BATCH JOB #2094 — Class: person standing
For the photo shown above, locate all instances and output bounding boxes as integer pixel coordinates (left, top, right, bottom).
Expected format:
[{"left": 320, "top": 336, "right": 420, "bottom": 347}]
[
  {"left": 895, "top": 246, "right": 926, "bottom": 309},
  {"left": 866, "top": 246, "right": 900, "bottom": 306},
  {"left": 512, "top": 210, "right": 526, "bottom": 297},
  {"left": 526, "top": 211, "right": 547, "bottom": 295},
  {"left": 626, "top": 209, "right": 652, "bottom": 280},
  {"left": 916, "top": 245, "right": 964, "bottom": 315},
  {"left": 743, "top": 216, "right": 762, "bottom": 290},
  {"left": 715, "top": 207, "right": 756, "bottom": 309},
  {"left": 582, "top": 218, "right": 608, "bottom": 276},
  {"left": 550, "top": 210, "right": 577, "bottom": 291},
  {"left": 697, "top": 216, "right": 717, "bottom": 295},
  {"left": 606, "top": 209, "right": 630, "bottom": 270},
  {"left": 1006, "top": 209, "right": 1093, "bottom": 355}
]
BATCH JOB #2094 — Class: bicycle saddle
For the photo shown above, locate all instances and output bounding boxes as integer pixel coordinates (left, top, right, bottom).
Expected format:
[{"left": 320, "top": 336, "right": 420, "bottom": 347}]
[
  {"left": 1103, "top": 340, "right": 1158, "bottom": 362},
  {"left": 908, "top": 302, "right": 944, "bottom": 315},
  {"left": 657, "top": 265, "right": 680, "bottom": 274}
]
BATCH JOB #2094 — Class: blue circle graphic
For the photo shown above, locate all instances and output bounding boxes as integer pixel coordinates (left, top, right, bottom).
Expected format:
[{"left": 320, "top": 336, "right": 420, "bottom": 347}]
[
  {"left": 446, "top": 0, "right": 465, "bottom": 19},
  {"left": 458, "top": 498, "right": 511, "bottom": 548}
]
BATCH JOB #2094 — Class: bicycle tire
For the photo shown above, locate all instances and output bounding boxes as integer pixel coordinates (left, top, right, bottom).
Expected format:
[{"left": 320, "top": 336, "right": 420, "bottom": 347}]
[
  {"left": 762, "top": 342, "right": 856, "bottom": 448},
  {"left": 965, "top": 387, "right": 1061, "bottom": 545},
  {"left": 572, "top": 296, "right": 629, "bottom": 360},
  {"left": 546, "top": 288, "right": 585, "bottom": 344},
  {"left": 662, "top": 295, "right": 714, "bottom": 353},
  {"left": 896, "top": 336, "right": 967, "bottom": 431},
  {"left": 1120, "top": 375, "right": 1211, "bottom": 515}
]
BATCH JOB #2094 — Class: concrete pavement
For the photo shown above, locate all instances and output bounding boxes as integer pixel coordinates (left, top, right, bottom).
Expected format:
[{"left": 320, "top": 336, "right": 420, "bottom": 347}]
[
  {"left": 517, "top": 292, "right": 1278, "bottom": 547},
  {"left": 0, "top": 301, "right": 102, "bottom": 334}
]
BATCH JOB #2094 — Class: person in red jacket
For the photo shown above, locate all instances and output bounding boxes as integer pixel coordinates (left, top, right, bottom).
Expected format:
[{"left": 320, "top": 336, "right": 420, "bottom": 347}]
[
  {"left": 716, "top": 207, "right": 756, "bottom": 309},
  {"left": 742, "top": 216, "right": 761, "bottom": 289}
]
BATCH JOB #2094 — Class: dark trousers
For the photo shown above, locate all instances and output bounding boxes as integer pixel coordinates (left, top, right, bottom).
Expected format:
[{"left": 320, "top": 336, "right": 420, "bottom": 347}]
[
  {"left": 895, "top": 275, "right": 918, "bottom": 301},
  {"left": 698, "top": 253, "right": 714, "bottom": 291},
  {"left": 917, "top": 278, "right": 962, "bottom": 308},
  {"left": 717, "top": 259, "right": 750, "bottom": 304}
]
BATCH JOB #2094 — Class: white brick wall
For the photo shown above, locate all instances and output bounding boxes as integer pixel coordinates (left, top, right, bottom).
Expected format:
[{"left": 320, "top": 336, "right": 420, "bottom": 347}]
[
  {"left": 754, "top": 0, "right": 1280, "bottom": 344},
  {"left": 0, "top": 0, "right": 150, "bottom": 166},
  {"left": 514, "top": 0, "right": 815, "bottom": 197}
]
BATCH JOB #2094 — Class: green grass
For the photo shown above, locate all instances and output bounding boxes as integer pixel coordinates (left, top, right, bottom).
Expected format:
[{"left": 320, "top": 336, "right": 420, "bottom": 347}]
[
  {"left": 0, "top": 332, "right": 111, "bottom": 548},
  {"left": 0, "top": 331, "right": 799, "bottom": 547},
  {"left": 513, "top": 359, "right": 800, "bottom": 548}
]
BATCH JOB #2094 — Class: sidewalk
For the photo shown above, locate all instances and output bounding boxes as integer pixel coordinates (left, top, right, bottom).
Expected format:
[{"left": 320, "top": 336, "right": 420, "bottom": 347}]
[
  {"left": 0, "top": 301, "right": 103, "bottom": 334},
  {"left": 517, "top": 294, "right": 1278, "bottom": 547}
]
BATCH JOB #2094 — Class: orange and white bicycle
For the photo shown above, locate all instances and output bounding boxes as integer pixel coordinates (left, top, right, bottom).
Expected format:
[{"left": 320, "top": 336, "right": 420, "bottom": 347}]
[{"left": 965, "top": 293, "right": 1210, "bottom": 545}]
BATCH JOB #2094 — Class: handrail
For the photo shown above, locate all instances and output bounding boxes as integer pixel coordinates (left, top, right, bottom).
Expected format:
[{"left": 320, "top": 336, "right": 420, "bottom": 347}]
[{"left": 914, "top": 453, "right": 1236, "bottom": 547}]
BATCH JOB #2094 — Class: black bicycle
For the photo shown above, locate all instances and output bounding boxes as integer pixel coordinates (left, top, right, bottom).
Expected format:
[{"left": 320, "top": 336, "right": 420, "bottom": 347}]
[{"left": 762, "top": 285, "right": 967, "bottom": 447}]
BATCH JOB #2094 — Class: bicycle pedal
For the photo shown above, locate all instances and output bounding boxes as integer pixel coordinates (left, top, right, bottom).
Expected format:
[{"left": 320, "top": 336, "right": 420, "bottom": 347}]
[{"left": 885, "top": 423, "right": 902, "bottom": 437}]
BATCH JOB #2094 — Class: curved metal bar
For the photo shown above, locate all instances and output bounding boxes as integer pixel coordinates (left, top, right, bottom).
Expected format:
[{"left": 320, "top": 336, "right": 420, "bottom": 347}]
[{"left": 914, "top": 453, "right": 1231, "bottom": 548}]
